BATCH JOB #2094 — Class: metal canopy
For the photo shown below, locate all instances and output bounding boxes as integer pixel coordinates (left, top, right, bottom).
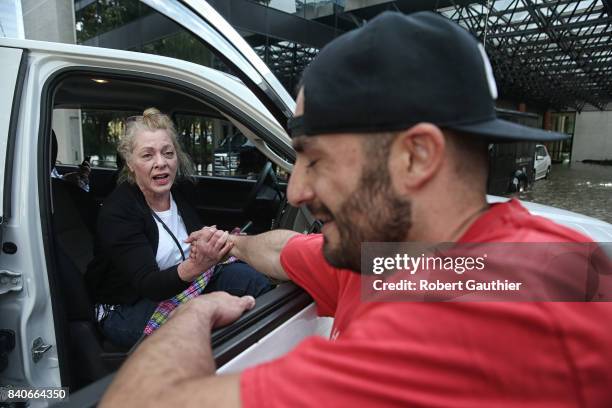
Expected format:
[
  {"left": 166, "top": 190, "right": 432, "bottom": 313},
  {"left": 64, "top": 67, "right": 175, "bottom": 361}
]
[
  {"left": 247, "top": 37, "right": 319, "bottom": 94},
  {"left": 75, "top": 0, "right": 612, "bottom": 110},
  {"left": 437, "top": 0, "right": 612, "bottom": 110},
  {"left": 253, "top": 0, "right": 612, "bottom": 110}
]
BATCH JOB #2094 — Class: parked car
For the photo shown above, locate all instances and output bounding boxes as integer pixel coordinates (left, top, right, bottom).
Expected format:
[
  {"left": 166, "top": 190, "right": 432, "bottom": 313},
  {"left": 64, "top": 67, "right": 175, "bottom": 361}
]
[
  {"left": 534, "top": 144, "right": 552, "bottom": 180},
  {"left": 0, "top": 1, "right": 611, "bottom": 406}
]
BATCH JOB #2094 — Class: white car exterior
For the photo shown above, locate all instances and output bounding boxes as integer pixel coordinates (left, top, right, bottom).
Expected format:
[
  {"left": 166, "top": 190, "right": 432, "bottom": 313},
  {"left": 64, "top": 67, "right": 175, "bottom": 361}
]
[
  {"left": 0, "top": 1, "right": 610, "bottom": 406},
  {"left": 534, "top": 144, "right": 552, "bottom": 180}
]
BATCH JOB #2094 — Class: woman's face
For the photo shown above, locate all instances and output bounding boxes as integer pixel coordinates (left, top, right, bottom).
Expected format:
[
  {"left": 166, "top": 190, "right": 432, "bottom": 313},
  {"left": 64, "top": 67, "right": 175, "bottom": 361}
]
[{"left": 128, "top": 128, "right": 178, "bottom": 201}]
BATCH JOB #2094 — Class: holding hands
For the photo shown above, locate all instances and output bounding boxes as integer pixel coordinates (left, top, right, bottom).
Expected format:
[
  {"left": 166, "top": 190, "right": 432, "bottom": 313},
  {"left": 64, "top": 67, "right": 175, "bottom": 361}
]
[
  {"left": 178, "top": 226, "right": 233, "bottom": 282},
  {"left": 186, "top": 225, "right": 233, "bottom": 265}
]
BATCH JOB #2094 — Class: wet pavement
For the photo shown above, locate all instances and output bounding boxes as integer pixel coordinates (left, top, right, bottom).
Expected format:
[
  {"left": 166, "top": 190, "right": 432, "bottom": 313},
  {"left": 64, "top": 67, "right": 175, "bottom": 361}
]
[{"left": 508, "top": 162, "right": 612, "bottom": 224}]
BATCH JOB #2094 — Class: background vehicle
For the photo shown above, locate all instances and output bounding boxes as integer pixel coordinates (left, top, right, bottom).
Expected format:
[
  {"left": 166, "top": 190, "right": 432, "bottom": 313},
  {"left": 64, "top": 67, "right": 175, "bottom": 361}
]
[
  {"left": 486, "top": 109, "right": 538, "bottom": 195},
  {"left": 534, "top": 144, "right": 552, "bottom": 180},
  {"left": 0, "top": 1, "right": 610, "bottom": 407},
  {"left": 487, "top": 141, "right": 535, "bottom": 193}
]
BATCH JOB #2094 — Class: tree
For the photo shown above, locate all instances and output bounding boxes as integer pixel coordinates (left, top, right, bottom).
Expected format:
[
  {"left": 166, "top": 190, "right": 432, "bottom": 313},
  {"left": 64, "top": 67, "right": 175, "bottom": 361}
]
[{"left": 76, "top": 0, "right": 145, "bottom": 44}]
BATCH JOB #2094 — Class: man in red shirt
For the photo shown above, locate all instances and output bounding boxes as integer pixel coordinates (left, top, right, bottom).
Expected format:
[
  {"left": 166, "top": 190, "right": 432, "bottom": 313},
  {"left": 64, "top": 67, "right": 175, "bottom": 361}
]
[{"left": 101, "top": 11, "right": 612, "bottom": 407}]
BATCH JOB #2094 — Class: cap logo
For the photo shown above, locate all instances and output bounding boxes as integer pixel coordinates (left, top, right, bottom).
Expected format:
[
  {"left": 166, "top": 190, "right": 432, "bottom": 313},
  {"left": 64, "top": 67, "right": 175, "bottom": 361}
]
[{"left": 478, "top": 43, "right": 498, "bottom": 100}]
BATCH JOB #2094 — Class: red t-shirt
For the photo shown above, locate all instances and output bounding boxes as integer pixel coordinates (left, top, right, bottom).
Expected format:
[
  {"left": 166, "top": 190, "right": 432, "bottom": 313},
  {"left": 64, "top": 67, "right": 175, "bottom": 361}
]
[{"left": 241, "top": 200, "right": 612, "bottom": 407}]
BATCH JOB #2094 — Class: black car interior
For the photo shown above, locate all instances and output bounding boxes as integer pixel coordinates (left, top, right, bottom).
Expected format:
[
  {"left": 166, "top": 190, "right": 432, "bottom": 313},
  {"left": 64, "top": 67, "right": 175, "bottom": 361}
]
[
  {"left": 53, "top": 74, "right": 287, "bottom": 231},
  {"left": 47, "top": 72, "right": 302, "bottom": 390}
]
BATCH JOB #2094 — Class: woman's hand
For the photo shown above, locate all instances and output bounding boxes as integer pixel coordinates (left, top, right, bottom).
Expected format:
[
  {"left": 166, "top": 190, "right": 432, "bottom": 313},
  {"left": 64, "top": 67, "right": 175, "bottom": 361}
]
[
  {"left": 178, "top": 227, "right": 233, "bottom": 282},
  {"left": 186, "top": 226, "right": 233, "bottom": 269}
]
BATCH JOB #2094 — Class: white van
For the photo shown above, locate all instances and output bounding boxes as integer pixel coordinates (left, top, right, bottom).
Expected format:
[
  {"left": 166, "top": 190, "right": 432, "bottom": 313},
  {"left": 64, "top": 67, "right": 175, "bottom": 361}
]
[{"left": 1, "top": 1, "right": 611, "bottom": 406}]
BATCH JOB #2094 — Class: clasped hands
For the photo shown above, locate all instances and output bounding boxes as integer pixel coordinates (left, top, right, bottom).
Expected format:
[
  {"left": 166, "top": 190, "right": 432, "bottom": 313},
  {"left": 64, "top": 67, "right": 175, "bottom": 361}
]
[
  {"left": 184, "top": 225, "right": 236, "bottom": 268},
  {"left": 178, "top": 226, "right": 242, "bottom": 282}
]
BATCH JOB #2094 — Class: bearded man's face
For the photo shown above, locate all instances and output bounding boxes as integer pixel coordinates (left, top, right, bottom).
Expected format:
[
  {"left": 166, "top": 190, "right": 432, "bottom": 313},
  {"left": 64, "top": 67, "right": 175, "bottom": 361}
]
[{"left": 308, "top": 146, "right": 412, "bottom": 273}]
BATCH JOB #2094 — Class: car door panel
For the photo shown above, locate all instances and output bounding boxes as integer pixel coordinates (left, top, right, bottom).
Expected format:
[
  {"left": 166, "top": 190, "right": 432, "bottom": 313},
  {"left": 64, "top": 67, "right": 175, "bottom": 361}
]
[
  {"left": 0, "top": 45, "right": 67, "bottom": 390},
  {"left": 0, "top": 45, "right": 27, "bottom": 387},
  {"left": 217, "top": 305, "right": 333, "bottom": 374},
  {"left": 57, "top": 283, "right": 316, "bottom": 408},
  {"left": 0, "top": 47, "right": 25, "bottom": 225}
]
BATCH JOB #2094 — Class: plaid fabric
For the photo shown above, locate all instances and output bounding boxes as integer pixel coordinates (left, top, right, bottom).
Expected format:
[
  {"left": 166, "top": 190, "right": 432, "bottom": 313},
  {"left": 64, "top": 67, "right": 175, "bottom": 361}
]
[{"left": 143, "top": 256, "right": 237, "bottom": 335}]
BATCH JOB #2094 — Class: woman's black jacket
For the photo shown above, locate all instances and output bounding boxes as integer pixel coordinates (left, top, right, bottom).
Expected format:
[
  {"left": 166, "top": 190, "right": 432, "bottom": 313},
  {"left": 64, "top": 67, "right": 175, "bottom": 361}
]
[{"left": 85, "top": 181, "right": 201, "bottom": 305}]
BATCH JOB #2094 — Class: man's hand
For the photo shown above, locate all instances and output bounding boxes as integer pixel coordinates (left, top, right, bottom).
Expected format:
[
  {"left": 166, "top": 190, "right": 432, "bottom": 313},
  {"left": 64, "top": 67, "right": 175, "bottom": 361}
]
[
  {"left": 172, "top": 292, "right": 256, "bottom": 329},
  {"left": 100, "top": 292, "right": 254, "bottom": 408}
]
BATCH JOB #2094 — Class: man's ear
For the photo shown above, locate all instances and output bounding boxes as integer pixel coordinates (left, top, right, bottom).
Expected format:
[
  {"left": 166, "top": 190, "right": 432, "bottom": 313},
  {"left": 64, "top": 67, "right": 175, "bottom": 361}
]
[{"left": 391, "top": 123, "right": 446, "bottom": 189}]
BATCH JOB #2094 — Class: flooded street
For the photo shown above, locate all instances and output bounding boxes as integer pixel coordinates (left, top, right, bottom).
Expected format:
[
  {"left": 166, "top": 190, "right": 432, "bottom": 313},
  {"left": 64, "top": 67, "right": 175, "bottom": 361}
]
[{"left": 510, "top": 162, "right": 612, "bottom": 224}]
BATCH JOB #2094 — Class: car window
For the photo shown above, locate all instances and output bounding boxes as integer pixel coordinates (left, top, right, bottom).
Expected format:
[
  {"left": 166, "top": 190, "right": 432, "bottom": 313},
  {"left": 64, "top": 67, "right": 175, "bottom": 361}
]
[
  {"left": 536, "top": 146, "right": 546, "bottom": 157},
  {"left": 76, "top": 1, "right": 232, "bottom": 74},
  {"left": 75, "top": 0, "right": 295, "bottom": 128},
  {"left": 53, "top": 108, "right": 138, "bottom": 169},
  {"left": 56, "top": 108, "right": 289, "bottom": 182},
  {"left": 175, "top": 113, "right": 278, "bottom": 179}
]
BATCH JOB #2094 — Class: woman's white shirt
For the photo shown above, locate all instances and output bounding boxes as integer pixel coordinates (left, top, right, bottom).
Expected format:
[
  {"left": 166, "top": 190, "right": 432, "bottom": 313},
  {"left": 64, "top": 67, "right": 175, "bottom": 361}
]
[{"left": 153, "top": 194, "right": 191, "bottom": 270}]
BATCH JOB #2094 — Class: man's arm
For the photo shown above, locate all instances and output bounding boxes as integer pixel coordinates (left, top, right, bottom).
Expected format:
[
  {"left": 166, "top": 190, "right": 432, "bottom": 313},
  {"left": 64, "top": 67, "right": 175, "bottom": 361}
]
[
  {"left": 229, "top": 229, "right": 300, "bottom": 281},
  {"left": 99, "top": 292, "right": 255, "bottom": 408},
  {"left": 187, "top": 228, "right": 299, "bottom": 281}
]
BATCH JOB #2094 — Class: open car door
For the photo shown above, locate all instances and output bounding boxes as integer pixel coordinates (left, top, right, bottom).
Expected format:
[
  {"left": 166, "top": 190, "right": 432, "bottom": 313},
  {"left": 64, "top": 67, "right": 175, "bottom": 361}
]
[
  {"left": 142, "top": 0, "right": 296, "bottom": 127},
  {"left": 51, "top": 1, "right": 330, "bottom": 406}
]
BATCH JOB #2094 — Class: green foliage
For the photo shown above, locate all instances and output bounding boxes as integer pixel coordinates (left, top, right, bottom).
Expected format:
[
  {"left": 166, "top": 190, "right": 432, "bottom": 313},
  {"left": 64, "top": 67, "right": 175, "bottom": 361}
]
[
  {"left": 75, "top": 0, "right": 227, "bottom": 71},
  {"left": 82, "top": 110, "right": 134, "bottom": 164},
  {"left": 142, "top": 32, "right": 215, "bottom": 68},
  {"left": 76, "top": 0, "right": 147, "bottom": 43},
  {"left": 175, "top": 114, "right": 214, "bottom": 174}
]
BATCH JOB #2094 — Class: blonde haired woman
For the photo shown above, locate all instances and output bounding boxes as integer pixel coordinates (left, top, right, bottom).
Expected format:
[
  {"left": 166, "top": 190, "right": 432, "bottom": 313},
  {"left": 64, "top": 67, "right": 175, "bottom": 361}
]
[{"left": 86, "top": 108, "right": 271, "bottom": 348}]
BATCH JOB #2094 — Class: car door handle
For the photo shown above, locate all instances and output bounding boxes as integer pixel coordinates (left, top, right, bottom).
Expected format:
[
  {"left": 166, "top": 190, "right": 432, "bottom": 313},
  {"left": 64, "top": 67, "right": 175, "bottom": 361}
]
[{"left": 0, "top": 270, "right": 22, "bottom": 295}]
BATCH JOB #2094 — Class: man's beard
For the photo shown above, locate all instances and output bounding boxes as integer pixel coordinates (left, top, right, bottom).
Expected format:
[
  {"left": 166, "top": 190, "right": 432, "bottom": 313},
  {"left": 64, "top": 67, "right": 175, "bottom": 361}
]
[{"left": 308, "top": 161, "right": 412, "bottom": 273}]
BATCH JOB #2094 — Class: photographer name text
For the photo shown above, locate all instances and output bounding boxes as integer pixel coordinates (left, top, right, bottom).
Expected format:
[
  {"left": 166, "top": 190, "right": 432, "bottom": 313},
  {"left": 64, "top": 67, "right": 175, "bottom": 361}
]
[{"left": 372, "top": 279, "right": 523, "bottom": 292}]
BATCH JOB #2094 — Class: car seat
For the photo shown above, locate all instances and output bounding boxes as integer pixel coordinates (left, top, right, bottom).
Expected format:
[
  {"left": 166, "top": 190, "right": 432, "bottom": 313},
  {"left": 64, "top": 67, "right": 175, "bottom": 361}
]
[{"left": 50, "top": 131, "right": 128, "bottom": 390}]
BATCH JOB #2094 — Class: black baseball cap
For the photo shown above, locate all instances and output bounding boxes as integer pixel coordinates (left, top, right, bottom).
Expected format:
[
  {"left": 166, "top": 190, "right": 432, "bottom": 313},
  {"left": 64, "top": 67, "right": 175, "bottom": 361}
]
[{"left": 289, "top": 11, "right": 568, "bottom": 142}]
